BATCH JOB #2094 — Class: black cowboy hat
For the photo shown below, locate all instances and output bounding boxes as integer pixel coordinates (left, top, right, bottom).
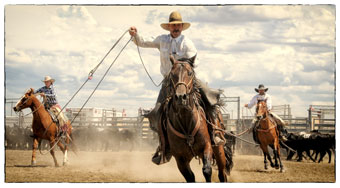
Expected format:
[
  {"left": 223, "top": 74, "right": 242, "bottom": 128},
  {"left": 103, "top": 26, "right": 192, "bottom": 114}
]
[{"left": 255, "top": 84, "right": 268, "bottom": 92}]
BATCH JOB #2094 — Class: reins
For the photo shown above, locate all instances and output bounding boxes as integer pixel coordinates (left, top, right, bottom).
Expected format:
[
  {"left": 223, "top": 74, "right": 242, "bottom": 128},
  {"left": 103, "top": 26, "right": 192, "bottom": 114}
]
[
  {"left": 201, "top": 110, "right": 260, "bottom": 146},
  {"left": 167, "top": 106, "right": 202, "bottom": 158}
]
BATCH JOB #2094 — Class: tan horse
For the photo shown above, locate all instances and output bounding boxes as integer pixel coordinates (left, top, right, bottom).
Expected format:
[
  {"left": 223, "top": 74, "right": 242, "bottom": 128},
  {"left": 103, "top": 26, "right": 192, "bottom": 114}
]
[
  {"left": 165, "top": 56, "right": 232, "bottom": 182},
  {"left": 256, "top": 100, "right": 285, "bottom": 172},
  {"left": 13, "top": 88, "right": 74, "bottom": 167}
]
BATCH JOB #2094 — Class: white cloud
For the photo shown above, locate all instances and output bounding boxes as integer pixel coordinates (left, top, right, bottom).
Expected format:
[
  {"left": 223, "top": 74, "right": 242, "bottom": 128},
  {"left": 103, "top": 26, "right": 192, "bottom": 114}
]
[
  {"left": 5, "top": 48, "right": 32, "bottom": 64},
  {"left": 4, "top": 5, "right": 335, "bottom": 118}
]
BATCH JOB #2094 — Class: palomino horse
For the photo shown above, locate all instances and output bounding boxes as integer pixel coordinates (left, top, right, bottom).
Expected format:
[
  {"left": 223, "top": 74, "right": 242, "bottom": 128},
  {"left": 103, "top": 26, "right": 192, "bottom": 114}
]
[
  {"left": 13, "top": 88, "right": 74, "bottom": 167},
  {"left": 256, "top": 100, "right": 284, "bottom": 172},
  {"left": 165, "top": 56, "right": 232, "bottom": 182}
]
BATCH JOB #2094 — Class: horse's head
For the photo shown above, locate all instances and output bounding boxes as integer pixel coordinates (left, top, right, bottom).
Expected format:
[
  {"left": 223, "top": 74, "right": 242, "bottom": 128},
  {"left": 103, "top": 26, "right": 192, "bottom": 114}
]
[
  {"left": 13, "top": 88, "right": 35, "bottom": 112},
  {"left": 256, "top": 99, "right": 268, "bottom": 119},
  {"left": 169, "top": 55, "right": 196, "bottom": 106}
]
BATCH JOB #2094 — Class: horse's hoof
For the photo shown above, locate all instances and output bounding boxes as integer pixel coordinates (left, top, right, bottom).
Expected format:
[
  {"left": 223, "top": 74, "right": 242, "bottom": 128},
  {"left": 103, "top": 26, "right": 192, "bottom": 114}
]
[
  {"left": 63, "top": 161, "right": 68, "bottom": 166},
  {"left": 31, "top": 161, "right": 37, "bottom": 166},
  {"left": 275, "top": 166, "right": 280, "bottom": 169},
  {"left": 280, "top": 168, "right": 285, "bottom": 173},
  {"left": 55, "top": 164, "right": 60, "bottom": 167},
  {"left": 270, "top": 163, "right": 275, "bottom": 168}
]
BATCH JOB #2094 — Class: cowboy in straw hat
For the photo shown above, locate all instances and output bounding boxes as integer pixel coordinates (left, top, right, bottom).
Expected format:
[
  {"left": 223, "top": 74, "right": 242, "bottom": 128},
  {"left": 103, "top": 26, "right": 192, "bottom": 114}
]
[
  {"left": 35, "top": 76, "right": 68, "bottom": 134},
  {"left": 245, "top": 84, "right": 288, "bottom": 142},
  {"left": 129, "top": 11, "right": 225, "bottom": 165}
]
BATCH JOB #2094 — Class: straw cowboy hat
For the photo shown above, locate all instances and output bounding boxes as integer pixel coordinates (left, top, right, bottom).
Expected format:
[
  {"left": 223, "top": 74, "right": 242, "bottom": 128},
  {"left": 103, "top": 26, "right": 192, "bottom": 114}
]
[
  {"left": 255, "top": 84, "right": 268, "bottom": 92},
  {"left": 160, "top": 11, "right": 191, "bottom": 31},
  {"left": 42, "top": 76, "right": 55, "bottom": 83}
]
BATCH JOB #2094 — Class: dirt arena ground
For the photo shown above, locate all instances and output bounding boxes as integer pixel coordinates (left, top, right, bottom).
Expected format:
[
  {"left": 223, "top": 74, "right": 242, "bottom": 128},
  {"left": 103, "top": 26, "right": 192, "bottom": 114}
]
[{"left": 5, "top": 149, "right": 335, "bottom": 183}]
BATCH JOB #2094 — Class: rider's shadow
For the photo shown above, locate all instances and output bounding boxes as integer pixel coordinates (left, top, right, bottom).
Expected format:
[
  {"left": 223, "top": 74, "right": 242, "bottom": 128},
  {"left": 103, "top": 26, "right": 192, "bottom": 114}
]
[
  {"left": 254, "top": 169, "right": 281, "bottom": 173},
  {"left": 238, "top": 169, "right": 281, "bottom": 173},
  {"left": 10, "top": 164, "right": 49, "bottom": 168}
]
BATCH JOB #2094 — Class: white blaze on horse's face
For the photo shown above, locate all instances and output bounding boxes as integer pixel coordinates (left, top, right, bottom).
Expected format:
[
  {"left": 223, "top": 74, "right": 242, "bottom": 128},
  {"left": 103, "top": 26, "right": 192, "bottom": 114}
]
[
  {"left": 13, "top": 89, "right": 33, "bottom": 112},
  {"left": 13, "top": 94, "right": 28, "bottom": 112},
  {"left": 256, "top": 101, "right": 267, "bottom": 118},
  {"left": 14, "top": 95, "right": 25, "bottom": 109},
  {"left": 171, "top": 62, "right": 194, "bottom": 106}
]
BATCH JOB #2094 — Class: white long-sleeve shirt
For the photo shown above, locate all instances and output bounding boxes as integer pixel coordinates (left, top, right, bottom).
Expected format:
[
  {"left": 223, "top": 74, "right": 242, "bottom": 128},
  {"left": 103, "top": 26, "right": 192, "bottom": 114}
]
[
  {"left": 247, "top": 93, "right": 272, "bottom": 110},
  {"left": 133, "top": 33, "right": 198, "bottom": 77}
]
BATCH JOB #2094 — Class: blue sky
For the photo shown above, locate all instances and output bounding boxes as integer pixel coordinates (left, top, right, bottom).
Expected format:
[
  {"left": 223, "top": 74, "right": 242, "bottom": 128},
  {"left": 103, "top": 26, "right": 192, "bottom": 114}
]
[{"left": 4, "top": 4, "right": 336, "bottom": 117}]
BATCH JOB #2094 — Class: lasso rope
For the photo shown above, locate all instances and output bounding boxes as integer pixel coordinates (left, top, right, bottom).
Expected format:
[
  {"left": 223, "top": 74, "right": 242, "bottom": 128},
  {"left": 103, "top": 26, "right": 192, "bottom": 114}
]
[
  {"left": 134, "top": 36, "right": 163, "bottom": 87},
  {"left": 39, "top": 133, "right": 64, "bottom": 155},
  {"left": 56, "top": 30, "right": 130, "bottom": 125},
  {"left": 70, "top": 37, "right": 132, "bottom": 125},
  {"left": 42, "top": 30, "right": 130, "bottom": 137}
]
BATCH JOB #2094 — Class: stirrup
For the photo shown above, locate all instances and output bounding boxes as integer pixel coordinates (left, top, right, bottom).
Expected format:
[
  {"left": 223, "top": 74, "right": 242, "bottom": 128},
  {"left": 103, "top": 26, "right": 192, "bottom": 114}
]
[
  {"left": 151, "top": 146, "right": 171, "bottom": 165},
  {"left": 213, "top": 135, "right": 225, "bottom": 146}
]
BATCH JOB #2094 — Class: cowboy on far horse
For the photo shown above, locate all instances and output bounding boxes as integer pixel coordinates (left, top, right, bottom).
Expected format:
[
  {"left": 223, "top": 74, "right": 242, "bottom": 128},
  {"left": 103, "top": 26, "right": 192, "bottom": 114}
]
[
  {"left": 129, "top": 11, "right": 225, "bottom": 165},
  {"left": 35, "top": 76, "right": 68, "bottom": 135},
  {"left": 244, "top": 84, "right": 288, "bottom": 142}
]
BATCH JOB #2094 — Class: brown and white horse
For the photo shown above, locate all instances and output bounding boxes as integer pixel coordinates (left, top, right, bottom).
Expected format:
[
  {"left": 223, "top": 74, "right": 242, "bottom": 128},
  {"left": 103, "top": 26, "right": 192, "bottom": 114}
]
[
  {"left": 13, "top": 88, "right": 74, "bottom": 167},
  {"left": 256, "top": 100, "right": 285, "bottom": 172}
]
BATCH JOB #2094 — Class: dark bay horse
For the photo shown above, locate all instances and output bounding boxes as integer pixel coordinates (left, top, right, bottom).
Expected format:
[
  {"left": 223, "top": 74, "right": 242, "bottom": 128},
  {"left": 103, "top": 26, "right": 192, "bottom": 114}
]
[
  {"left": 256, "top": 100, "right": 284, "bottom": 172},
  {"left": 13, "top": 88, "right": 74, "bottom": 167},
  {"left": 165, "top": 56, "right": 232, "bottom": 182}
]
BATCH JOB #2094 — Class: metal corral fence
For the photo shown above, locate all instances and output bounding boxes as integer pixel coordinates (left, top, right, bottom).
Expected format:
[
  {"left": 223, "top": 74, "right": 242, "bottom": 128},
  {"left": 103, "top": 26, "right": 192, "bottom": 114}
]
[
  {"left": 4, "top": 112, "right": 335, "bottom": 153},
  {"left": 5, "top": 114, "right": 158, "bottom": 151},
  {"left": 223, "top": 116, "right": 335, "bottom": 155}
]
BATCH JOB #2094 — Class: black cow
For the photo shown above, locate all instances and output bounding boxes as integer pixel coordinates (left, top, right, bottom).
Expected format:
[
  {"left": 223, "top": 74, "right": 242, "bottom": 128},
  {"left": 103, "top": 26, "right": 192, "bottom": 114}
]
[
  {"left": 282, "top": 131, "right": 335, "bottom": 163},
  {"left": 312, "top": 133, "right": 335, "bottom": 163}
]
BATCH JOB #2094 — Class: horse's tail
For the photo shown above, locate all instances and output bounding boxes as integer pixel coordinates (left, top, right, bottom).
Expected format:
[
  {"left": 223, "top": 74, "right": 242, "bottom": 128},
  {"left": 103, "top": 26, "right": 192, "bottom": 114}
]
[
  {"left": 38, "top": 140, "right": 43, "bottom": 154},
  {"left": 67, "top": 132, "right": 79, "bottom": 156},
  {"left": 224, "top": 144, "right": 234, "bottom": 175}
]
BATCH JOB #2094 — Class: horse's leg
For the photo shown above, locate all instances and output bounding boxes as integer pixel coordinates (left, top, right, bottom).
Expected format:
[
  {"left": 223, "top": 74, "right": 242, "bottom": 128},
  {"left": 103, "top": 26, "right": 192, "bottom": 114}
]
[
  {"left": 272, "top": 149, "right": 279, "bottom": 169},
  {"left": 260, "top": 144, "right": 274, "bottom": 169},
  {"left": 212, "top": 145, "right": 228, "bottom": 182},
  {"left": 175, "top": 156, "right": 195, "bottom": 182},
  {"left": 276, "top": 144, "right": 285, "bottom": 172},
  {"left": 273, "top": 140, "right": 280, "bottom": 169},
  {"left": 57, "top": 137, "right": 69, "bottom": 166},
  {"left": 202, "top": 145, "right": 213, "bottom": 182},
  {"left": 49, "top": 139, "right": 60, "bottom": 167},
  {"left": 262, "top": 151, "right": 268, "bottom": 170},
  {"left": 31, "top": 137, "right": 40, "bottom": 166}
]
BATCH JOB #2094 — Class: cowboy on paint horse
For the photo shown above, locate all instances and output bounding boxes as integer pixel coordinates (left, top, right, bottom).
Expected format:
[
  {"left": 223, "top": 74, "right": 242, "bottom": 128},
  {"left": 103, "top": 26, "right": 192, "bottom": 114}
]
[
  {"left": 129, "top": 11, "right": 225, "bottom": 165},
  {"left": 244, "top": 84, "right": 288, "bottom": 142},
  {"left": 35, "top": 76, "right": 68, "bottom": 135}
]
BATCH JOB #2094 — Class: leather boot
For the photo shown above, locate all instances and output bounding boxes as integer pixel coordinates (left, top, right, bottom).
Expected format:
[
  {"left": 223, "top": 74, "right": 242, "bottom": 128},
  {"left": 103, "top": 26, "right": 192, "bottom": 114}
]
[
  {"left": 213, "top": 132, "right": 226, "bottom": 145},
  {"left": 152, "top": 146, "right": 172, "bottom": 165}
]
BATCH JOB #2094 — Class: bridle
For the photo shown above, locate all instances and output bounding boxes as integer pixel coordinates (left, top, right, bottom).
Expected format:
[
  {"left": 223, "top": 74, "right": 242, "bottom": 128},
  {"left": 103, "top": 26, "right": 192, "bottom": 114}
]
[
  {"left": 15, "top": 94, "right": 44, "bottom": 116},
  {"left": 256, "top": 101, "right": 277, "bottom": 131},
  {"left": 256, "top": 101, "right": 268, "bottom": 121},
  {"left": 169, "top": 62, "right": 195, "bottom": 96}
]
